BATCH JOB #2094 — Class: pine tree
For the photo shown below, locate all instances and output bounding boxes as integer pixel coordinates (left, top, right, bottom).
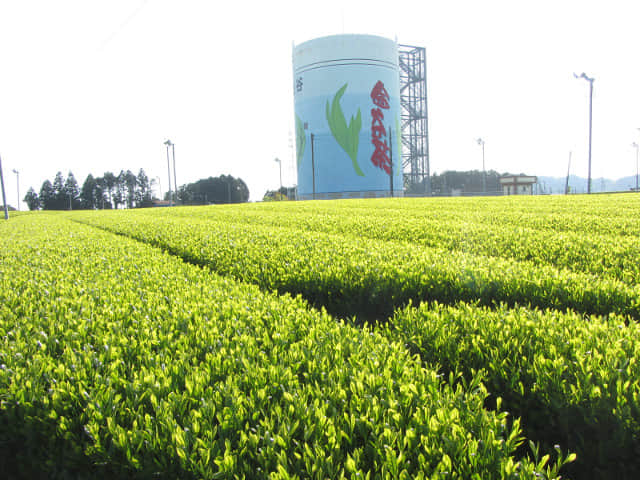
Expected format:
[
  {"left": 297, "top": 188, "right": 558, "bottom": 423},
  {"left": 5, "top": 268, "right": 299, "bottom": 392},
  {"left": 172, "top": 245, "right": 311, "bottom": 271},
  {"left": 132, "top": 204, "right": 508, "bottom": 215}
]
[
  {"left": 63, "top": 172, "right": 80, "bottom": 210},
  {"left": 136, "top": 169, "right": 153, "bottom": 207},
  {"left": 80, "top": 174, "right": 97, "bottom": 210},
  {"left": 52, "top": 172, "right": 66, "bottom": 209},
  {"left": 24, "top": 187, "right": 40, "bottom": 210},
  {"left": 39, "top": 180, "right": 55, "bottom": 210}
]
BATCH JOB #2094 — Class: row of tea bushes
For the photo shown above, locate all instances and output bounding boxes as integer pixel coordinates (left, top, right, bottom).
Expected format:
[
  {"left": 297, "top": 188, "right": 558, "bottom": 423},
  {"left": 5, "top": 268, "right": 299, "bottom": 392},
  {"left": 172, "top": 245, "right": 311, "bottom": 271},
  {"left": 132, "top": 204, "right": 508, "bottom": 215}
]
[
  {"left": 251, "top": 194, "right": 640, "bottom": 237},
  {"left": 0, "top": 215, "right": 570, "bottom": 478},
  {"left": 156, "top": 200, "right": 640, "bottom": 284},
  {"left": 70, "top": 212, "right": 640, "bottom": 320},
  {"left": 387, "top": 302, "right": 640, "bottom": 479}
]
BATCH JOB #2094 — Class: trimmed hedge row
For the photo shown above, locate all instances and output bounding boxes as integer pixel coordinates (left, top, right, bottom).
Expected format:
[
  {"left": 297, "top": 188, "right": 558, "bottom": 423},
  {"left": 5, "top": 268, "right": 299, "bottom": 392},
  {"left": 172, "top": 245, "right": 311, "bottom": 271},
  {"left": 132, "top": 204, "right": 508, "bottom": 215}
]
[
  {"left": 0, "top": 215, "right": 570, "bottom": 479},
  {"left": 70, "top": 211, "right": 640, "bottom": 321},
  {"left": 387, "top": 302, "right": 640, "bottom": 480},
  {"left": 155, "top": 200, "right": 640, "bottom": 284}
]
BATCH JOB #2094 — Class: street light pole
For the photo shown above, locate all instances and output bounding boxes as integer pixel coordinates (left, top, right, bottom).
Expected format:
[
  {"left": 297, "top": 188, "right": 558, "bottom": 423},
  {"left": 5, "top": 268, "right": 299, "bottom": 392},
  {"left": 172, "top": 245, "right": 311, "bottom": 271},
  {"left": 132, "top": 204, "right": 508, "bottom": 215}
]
[
  {"left": 12, "top": 169, "right": 19, "bottom": 211},
  {"left": 171, "top": 143, "right": 177, "bottom": 203},
  {"left": 574, "top": 72, "right": 595, "bottom": 194},
  {"left": 164, "top": 140, "right": 173, "bottom": 206},
  {"left": 476, "top": 138, "right": 486, "bottom": 194}
]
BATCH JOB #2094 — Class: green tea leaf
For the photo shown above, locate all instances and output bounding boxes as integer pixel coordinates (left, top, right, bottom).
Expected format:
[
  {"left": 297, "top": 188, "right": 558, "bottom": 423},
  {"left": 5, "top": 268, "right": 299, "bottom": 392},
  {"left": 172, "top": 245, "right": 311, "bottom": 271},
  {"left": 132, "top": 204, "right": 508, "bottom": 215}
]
[{"left": 326, "top": 83, "right": 364, "bottom": 176}]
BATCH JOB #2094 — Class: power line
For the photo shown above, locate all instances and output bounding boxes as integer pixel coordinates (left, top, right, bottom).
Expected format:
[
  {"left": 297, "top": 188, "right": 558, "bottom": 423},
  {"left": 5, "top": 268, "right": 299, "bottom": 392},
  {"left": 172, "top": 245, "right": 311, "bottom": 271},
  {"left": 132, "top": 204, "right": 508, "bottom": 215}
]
[{"left": 97, "top": 0, "right": 149, "bottom": 52}]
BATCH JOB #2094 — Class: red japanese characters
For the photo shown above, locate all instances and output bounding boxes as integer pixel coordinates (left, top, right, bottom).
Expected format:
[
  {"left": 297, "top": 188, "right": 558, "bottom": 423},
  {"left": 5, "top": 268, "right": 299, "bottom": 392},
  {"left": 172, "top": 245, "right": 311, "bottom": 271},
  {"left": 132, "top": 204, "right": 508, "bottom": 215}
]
[{"left": 370, "top": 81, "right": 392, "bottom": 174}]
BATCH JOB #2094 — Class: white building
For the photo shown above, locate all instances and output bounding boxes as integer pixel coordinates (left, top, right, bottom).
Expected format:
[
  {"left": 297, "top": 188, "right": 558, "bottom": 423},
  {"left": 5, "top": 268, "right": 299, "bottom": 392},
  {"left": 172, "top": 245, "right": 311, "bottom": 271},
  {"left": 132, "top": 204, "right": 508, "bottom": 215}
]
[{"left": 499, "top": 175, "right": 537, "bottom": 195}]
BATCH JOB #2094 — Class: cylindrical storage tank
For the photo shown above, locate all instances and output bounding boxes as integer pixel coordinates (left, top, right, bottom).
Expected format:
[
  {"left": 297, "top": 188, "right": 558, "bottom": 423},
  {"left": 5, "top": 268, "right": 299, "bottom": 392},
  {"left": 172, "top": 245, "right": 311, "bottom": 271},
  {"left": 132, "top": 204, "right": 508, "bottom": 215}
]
[{"left": 293, "top": 34, "right": 403, "bottom": 200}]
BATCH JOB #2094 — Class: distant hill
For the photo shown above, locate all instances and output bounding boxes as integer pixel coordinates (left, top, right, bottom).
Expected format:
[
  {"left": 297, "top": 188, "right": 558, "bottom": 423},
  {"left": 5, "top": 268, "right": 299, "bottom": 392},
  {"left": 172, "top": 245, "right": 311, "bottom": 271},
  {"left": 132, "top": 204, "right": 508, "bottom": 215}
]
[
  {"left": 537, "top": 175, "right": 638, "bottom": 194},
  {"left": 411, "top": 171, "right": 638, "bottom": 195}
]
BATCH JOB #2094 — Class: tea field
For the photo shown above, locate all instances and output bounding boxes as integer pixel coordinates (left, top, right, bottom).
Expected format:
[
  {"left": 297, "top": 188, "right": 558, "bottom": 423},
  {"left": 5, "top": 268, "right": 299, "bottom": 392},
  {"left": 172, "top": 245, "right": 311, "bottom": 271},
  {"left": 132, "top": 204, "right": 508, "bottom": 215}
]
[{"left": 2, "top": 193, "right": 640, "bottom": 479}]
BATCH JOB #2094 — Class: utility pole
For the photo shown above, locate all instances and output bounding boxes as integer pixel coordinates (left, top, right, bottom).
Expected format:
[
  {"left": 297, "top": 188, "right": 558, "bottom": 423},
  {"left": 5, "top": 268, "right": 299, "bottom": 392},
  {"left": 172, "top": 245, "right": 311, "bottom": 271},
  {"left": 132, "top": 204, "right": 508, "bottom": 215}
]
[
  {"left": 288, "top": 130, "right": 296, "bottom": 199},
  {"left": 636, "top": 127, "right": 640, "bottom": 192},
  {"left": 389, "top": 126, "right": 394, "bottom": 197},
  {"left": 565, "top": 151, "right": 572, "bottom": 195},
  {"left": 275, "top": 157, "right": 282, "bottom": 193},
  {"left": 0, "top": 155, "right": 8, "bottom": 219},
  {"left": 311, "top": 133, "right": 316, "bottom": 200}
]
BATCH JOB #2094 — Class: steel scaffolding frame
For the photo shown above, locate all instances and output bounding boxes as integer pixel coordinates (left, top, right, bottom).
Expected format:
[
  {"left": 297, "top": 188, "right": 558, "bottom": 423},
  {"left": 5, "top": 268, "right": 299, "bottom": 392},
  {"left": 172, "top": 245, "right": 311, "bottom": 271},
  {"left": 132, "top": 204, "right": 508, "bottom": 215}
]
[{"left": 398, "top": 44, "right": 431, "bottom": 194}]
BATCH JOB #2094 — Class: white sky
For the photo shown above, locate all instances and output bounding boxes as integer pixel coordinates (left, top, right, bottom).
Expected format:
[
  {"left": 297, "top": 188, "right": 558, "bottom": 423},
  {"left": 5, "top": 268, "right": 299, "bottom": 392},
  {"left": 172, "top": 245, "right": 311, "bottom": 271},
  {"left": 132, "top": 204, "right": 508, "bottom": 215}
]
[{"left": 1, "top": 0, "right": 640, "bottom": 208}]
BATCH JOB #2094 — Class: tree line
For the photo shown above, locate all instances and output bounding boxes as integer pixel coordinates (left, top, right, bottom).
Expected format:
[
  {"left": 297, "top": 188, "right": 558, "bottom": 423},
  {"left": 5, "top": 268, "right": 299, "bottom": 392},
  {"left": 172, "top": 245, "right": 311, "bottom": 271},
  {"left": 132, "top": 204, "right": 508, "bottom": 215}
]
[
  {"left": 176, "top": 175, "right": 249, "bottom": 205},
  {"left": 24, "top": 169, "right": 154, "bottom": 210},
  {"left": 23, "top": 171, "right": 250, "bottom": 210}
]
